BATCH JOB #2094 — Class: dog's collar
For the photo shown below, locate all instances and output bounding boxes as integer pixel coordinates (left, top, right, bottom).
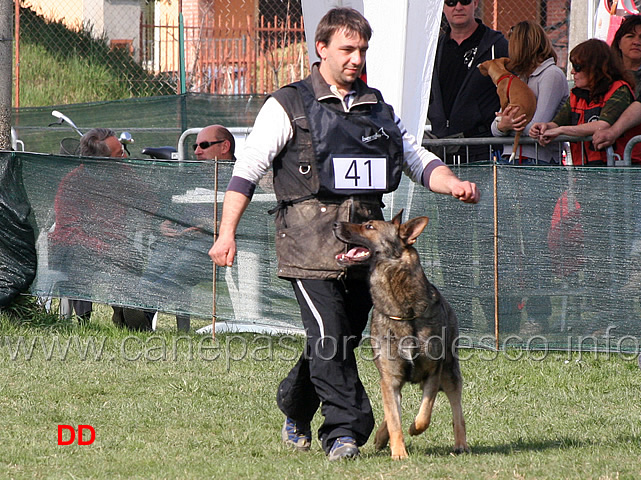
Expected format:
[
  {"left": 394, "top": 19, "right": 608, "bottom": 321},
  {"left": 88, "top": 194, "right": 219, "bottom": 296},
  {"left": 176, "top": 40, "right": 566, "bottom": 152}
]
[
  {"left": 387, "top": 305, "right": 429, "bottom": 321},
  {"left": 388, "top": 315, "right": 417, "bottom": 321}
]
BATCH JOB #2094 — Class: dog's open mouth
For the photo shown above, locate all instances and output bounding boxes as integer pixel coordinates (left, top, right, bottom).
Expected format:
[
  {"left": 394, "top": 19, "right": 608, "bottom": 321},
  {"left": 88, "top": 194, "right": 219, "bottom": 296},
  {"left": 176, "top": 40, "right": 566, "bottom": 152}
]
[{"left": 336, "top": 246, "right": 371, "bottom": 266}]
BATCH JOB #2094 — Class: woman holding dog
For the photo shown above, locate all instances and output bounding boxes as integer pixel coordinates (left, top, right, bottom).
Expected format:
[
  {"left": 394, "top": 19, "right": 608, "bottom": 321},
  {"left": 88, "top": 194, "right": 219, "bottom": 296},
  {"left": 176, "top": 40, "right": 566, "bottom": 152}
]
[
  {"left": 530, "top": 38, "right": 640, "bottom": 165},
  {"left": 489, "top": 21, "right": 569, "bottom": 335},
  {"left": 491, "top": 20, "right": 569, "bottom": 165}
]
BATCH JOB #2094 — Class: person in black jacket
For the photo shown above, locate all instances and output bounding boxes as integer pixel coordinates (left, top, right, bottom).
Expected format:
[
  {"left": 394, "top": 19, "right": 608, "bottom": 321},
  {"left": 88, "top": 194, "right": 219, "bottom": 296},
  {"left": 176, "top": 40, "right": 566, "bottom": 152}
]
[{"left": 428, "top": 0, "right": 508, "bottom": 164}]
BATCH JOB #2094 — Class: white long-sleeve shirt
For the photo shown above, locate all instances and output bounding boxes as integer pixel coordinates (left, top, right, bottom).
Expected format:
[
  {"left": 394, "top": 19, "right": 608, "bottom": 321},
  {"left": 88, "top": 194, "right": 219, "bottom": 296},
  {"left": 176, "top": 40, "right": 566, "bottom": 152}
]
[{"left": 230, "top": 91, "right": 445, "bottom": 196}]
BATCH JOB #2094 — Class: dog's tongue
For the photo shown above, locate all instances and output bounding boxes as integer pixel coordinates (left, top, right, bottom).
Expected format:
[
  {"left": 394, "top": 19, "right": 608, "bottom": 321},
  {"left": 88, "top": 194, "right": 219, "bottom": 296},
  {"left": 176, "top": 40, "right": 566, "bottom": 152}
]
[{"left": 336, "top": 247, "right": 370, "bottom": 265}]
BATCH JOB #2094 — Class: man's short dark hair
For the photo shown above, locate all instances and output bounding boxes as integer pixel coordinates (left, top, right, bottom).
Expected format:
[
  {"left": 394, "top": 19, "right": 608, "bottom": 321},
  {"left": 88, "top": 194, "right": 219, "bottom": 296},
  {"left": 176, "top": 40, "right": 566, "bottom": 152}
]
[
  {"left": 315, "top": 7, "right": 372, "bottom": 55},
  {"left": 79, "top": 128, "right": 116, "bottom": 157}
]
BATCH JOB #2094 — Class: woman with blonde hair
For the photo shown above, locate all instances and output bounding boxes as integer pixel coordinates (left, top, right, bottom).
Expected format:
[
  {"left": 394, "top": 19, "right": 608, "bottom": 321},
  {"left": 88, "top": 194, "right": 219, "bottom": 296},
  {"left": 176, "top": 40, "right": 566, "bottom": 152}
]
[
  {"left": 490, "top": 21, "right": 570, "bottom": 335},
  {"left": 492, "top": 20, "right": 569, "bottom": 164}
]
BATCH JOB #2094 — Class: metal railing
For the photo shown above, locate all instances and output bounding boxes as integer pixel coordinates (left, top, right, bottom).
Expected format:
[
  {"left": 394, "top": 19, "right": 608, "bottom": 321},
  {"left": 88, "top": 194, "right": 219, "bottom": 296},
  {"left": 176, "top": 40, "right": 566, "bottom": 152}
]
[
  {"left": 176, "top": 127, "right": 633, "bottom": 167},
  {"left": 420, "top": 134, "right": 627, "bottom": 166}
]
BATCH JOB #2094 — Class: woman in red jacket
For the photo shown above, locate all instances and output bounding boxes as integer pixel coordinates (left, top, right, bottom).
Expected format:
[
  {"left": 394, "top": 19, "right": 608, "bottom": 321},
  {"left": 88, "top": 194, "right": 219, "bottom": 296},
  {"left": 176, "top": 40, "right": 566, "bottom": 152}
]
[{"left": 530, "top": 38, "right": 641, "bottom": 165}]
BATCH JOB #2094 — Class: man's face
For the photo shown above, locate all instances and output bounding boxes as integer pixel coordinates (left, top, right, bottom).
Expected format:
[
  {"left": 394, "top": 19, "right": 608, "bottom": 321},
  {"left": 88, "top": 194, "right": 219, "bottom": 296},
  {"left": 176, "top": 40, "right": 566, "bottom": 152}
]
[
  {"left": 317, "top": 28, "right": 368, "bottom": 92},
  {"left": 443, "top": 0, "right": 478, "bottom": 29},
  {"left": 105, "top": 136, "right": 126, "bottom": 158},
  {"left": 193, "top": 131, "right": 228, "bottom": 160}
]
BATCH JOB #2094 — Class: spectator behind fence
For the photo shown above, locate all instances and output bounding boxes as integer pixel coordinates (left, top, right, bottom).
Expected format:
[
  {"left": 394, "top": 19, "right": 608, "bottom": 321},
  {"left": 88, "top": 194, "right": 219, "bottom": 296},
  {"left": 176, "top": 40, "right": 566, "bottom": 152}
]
[
  {"left": 210, "top": 7, "right": 479, "bottom": 461},
  {"left": 428, "top": 0, "right": 506, "bottom": 335},
  {"left": 610, "top": 15, "right": 641, "bottom": 98},
  {"left": 531, "top": 38, "right": 641, "bottom": 165},
  {"left": 139, "top": 125, "right": 235, "bottom": 332},
  {"left": 489, "top": 21, "right": 568, "bottom": 335},
  {"left": 48, "top": 128, "right": 149, "bottom": 329},
  {"left": 427, "top": 0, "right": 508, "bottom": 163},
  {"left": 594, "top": 16, "right": 641, "bottom": 151},
  {"left": 492, "top": 20, "right": 569, "bottom": 165}
]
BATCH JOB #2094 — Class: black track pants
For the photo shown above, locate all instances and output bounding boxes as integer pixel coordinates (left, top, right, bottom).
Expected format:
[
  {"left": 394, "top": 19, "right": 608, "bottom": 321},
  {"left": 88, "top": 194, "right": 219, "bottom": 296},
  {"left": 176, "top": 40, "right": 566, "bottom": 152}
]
[{"left": 277, "top": 277, "right": 374, "bottom": 453}]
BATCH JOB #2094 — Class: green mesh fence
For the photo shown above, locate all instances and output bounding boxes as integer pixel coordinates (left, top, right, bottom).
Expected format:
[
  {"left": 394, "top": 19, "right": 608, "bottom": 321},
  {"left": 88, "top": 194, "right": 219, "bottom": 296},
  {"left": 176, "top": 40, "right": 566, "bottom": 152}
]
[
  {"left": 13, "top": 94, "right": 266, "bottom": 157},
  {"left": 14, "top": 154, "right": 641, "bottom": 352},
  {"left": 21, "top": 151, "right": 296, "bottom": 333},
  {"left": 9, "top": 96, "right": 641, "bottom": 352}
]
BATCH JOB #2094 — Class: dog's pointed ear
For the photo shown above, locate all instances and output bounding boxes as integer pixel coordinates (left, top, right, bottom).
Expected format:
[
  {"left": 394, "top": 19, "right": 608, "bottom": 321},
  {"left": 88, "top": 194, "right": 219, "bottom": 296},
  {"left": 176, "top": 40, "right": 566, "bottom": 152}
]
[
  {"left": 391, "top": 209, "right": 404, "bottom": 226},
  {"left": 400, "top": 216, "right": 429, "bottom": 245}
]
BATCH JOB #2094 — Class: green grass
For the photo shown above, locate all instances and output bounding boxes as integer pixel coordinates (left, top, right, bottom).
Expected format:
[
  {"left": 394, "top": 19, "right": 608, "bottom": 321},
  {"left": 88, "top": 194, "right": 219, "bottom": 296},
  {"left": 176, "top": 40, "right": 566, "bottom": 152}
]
[
  {"left": 15, "top": 6, "right": 175, "bottom": 107},
  {"left": 1, "top": 301, "right": 640, "bottom": 479},
  {"left": 16, "top": 42, "right": 132, "bottom": 107}
]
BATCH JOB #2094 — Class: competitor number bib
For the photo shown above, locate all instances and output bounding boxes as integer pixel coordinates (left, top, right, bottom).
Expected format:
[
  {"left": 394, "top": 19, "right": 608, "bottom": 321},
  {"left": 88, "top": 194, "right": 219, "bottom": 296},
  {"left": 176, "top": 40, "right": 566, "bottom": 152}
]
[{"left": 332, "top": 157, "right": 388, "bottom": 190}]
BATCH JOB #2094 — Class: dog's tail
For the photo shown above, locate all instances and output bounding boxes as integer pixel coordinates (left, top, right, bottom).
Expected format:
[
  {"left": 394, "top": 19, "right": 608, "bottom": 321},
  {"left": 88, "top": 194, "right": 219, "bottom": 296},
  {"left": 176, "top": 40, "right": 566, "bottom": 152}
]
[{"left": 507, "top": 131, "right": 522, "bottom": 163}]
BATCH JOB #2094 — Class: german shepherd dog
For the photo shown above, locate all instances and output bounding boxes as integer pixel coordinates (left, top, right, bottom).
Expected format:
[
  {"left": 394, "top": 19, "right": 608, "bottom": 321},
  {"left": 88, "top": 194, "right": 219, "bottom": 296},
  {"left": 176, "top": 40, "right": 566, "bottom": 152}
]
[{"left": 333, "top": 210, "right": 469, "bottom": 459}]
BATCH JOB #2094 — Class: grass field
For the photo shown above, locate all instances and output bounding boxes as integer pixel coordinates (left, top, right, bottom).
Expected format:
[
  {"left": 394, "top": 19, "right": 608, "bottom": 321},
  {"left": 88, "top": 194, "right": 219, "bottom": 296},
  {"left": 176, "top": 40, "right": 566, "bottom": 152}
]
[
  {"left": 16, "top": 43, "right": 132, "bottom": 107},
  {"left": 1, "top": 303, "right": 640, "bottom": 479}
]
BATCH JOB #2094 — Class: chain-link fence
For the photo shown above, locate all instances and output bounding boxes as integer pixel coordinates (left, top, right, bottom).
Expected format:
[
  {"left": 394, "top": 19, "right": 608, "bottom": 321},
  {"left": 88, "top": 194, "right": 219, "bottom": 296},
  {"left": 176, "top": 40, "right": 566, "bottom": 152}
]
[
  {"left": 15, "top": 0, "right": 309, "bottom": 106},
  {"left": 10, "top": 1, "right": 639, "bottom": 105}
]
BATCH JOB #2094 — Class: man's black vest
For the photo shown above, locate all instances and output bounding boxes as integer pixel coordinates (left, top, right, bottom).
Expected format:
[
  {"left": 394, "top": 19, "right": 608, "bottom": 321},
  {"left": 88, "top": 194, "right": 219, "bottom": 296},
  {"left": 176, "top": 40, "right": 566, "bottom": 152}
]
[{"left": 270, "top": 79, "right": 404, "bottom": 205}]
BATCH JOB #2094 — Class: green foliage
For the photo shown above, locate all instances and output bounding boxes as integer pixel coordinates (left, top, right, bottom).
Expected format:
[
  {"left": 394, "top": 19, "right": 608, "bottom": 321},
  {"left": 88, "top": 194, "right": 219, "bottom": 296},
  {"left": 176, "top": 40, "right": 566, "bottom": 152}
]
[
  {"left": 1, "top": 305, "right": 640, "bottom": 479},
  {"left": 16, "top": 6, "right": 175, "bottom": 106},
  {"left": 17, "top": 42, "right": 132, "bottom": 106}
]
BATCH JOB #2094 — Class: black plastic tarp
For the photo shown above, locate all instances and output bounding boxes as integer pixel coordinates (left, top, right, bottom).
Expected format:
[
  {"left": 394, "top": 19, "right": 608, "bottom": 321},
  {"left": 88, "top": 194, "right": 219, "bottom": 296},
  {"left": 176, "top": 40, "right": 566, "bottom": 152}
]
[{"left": 0, "top": 152, "right": 37, "bottom": 306}]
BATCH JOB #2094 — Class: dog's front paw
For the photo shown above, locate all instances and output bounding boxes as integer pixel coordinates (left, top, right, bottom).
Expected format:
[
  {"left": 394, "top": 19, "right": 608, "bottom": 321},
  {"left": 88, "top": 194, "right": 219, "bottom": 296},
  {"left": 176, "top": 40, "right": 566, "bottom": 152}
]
[
  {"left": 452, "top": 443, "right": 471, "bottom": 455},
  {"left": 408, "top": 420, "right": 426, "bottom": 436},
  {"left": 390, "top": 446, "right": 409, "bottom": 460}
]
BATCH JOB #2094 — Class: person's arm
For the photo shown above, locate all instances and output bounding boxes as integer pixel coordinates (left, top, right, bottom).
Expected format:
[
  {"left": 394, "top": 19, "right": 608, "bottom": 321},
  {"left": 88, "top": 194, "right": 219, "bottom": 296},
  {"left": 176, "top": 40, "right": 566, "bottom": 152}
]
[
  {"left": 543, "top": 86, "right": 633, "bottom": 145},
  {"left": 493, "top": 105, "right": 527, "bottom": 136},
  {"left": 593, "top": 101, "right": 641, "bottom": 150},
  {"left": 209, "top": 97, "right": 293, "bottom": 267},
  {"left": 428, "top": 165, "right": 480, "bottom": 203},
  {"left": 209, "top": 190, "right": 251, "bottom": 267},
  {"left": 529, "top": 121, "right": 557, "bottom": 145},
  {"left": 230, "top": 97, "right": 293, "bottom": 186},
  {"left": 541, "top": 120, "right": 610, "bottom": 141}
]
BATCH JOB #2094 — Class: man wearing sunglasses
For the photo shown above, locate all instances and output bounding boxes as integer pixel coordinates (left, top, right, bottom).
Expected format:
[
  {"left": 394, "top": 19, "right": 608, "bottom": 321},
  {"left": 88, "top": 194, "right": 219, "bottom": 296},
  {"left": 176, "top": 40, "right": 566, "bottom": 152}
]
[
  {"left": 193, "top": 125, "right": 235, "bottom": 161},
  {"left": 427, "top": 0, "right": 508, "bottom": 163},
  {"left": 136, "top": 124, "right": 236, "bottom": 332},
  {"left": 427, "top": 0, "right": 507, "bottom": 336}
]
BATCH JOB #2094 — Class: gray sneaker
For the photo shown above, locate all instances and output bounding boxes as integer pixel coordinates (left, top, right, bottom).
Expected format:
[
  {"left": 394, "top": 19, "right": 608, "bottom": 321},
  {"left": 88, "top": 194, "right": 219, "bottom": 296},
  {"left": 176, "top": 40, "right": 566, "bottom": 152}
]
[
  {"left": 281, "top": 417, "right": 311, "bottom": 451},
  {"left": 327, "top": 436, "right": 359, "bottom": 461}
]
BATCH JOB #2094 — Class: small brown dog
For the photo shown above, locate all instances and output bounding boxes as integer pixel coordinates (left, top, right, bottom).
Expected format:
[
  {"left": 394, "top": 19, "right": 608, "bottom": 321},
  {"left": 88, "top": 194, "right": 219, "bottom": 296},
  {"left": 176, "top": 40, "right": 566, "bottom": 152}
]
[
  {"left": 478, "top": 57, "right": 537, "bottom": 162},
  {"left": 333, "top": 211, "right": 469, "bottom": 460}
]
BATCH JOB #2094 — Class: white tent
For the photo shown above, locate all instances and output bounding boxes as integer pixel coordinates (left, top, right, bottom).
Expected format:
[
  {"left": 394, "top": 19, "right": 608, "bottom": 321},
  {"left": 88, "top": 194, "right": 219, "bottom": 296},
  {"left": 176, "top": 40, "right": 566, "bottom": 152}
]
[{"left": 301, "top": 0, "right": 444, "bottom": 143}]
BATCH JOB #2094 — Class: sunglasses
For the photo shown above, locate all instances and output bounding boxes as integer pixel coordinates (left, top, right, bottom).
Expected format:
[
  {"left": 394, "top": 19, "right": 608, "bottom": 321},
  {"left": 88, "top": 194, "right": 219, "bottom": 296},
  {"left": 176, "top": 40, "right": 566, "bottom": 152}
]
[
  {"left": 192, "top": 140, "right": 225, "bottom": 151},
  {"left": 571, "top": 62, "right": 583, "bottom": 73},
  {"left": 444, "top": 0, "right": 472, "bottom": 6}
]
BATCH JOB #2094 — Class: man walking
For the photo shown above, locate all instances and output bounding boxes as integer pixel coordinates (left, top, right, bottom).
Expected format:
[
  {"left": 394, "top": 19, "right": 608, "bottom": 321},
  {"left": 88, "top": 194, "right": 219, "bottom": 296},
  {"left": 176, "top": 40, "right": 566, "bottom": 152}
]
[{"left": 210, "top": 8, "right": 479, "bottom": 460}]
